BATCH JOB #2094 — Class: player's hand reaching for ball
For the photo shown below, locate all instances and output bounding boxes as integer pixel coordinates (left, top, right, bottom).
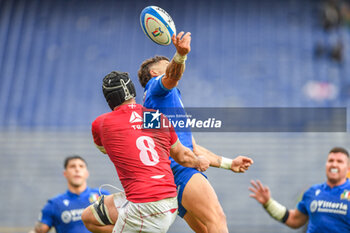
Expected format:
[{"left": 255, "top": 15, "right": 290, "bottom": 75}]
[{"left": 172, "top": 32, "right": 191, "bottom": 56}]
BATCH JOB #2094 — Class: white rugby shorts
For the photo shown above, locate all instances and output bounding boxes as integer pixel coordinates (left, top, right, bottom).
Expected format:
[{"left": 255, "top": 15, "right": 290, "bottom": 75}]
[{"left": 112, "top": 192, "right": 178, "bottom": 233}]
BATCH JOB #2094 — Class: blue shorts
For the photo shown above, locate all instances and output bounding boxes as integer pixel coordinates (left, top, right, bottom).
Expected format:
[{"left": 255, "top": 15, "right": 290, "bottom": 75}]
[{"left": 171, "top": 159, "right": 207, "bottom": 218}]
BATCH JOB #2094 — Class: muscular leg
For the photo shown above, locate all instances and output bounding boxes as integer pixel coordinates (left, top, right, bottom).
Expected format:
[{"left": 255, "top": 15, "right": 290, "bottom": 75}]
[
  {"left": 183, "top": 211, "right": 207, "bottom": 233},
  {"left": 81, "top": 194, "right": 118, "bottom": 233},
  {"left": 182, "top": 173, "right": 228, "bottom": 233}
]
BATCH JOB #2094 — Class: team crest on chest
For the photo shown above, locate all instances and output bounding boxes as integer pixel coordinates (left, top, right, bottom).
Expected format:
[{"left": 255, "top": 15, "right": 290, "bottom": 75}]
[
  {"left": 340, "top": 190, "right": 350, "bottom": 201},
  {"left": 89, "top": 193, "right": 100, "bottom": 203}
]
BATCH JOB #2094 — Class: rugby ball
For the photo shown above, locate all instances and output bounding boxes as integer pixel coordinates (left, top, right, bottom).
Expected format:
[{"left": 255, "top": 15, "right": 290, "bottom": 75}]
[{"left": 140, "top": 6, "right": 176, "bottom": 46}]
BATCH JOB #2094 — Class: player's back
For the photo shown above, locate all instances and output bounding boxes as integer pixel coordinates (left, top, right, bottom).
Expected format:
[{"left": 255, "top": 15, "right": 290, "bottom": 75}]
[{"left": 92, "top": 103, "right": 177, "bottom": 203}]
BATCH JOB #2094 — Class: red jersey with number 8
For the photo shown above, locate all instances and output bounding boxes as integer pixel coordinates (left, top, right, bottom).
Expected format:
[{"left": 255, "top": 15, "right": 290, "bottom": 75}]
[{"left": 92, "top": 104, "right": 178, "bottom": 203}]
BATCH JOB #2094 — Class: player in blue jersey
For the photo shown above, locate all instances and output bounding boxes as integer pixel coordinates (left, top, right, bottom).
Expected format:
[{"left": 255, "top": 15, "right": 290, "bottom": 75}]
[
  {"left": 29, "top": 155, "right": 109, "bottom": 233},
  {"left": 249, "top": 147, "right": 350, "bottom": 233},
  {"left": 138, "top": 31, "right": 254, "bottom": 233}
]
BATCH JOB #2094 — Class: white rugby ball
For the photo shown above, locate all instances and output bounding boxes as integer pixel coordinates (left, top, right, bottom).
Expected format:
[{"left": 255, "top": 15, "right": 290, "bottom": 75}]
[{"left": 140, "top": 6, "right": 176, "bottom": 46}]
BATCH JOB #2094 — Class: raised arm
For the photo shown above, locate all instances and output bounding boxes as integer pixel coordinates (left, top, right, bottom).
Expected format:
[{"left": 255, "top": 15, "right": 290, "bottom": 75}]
[
  {"left": 170, "top": 139, "right": 209, "bottom": 172},
  {"left": 162, "top": 32, "right": 191, "bottom": 89},
  {"left": 192, "top": 137, "right": 253, "bottom": 173},
  {"left": 249, "top": 180, "right": 308, "bottom": 229}
]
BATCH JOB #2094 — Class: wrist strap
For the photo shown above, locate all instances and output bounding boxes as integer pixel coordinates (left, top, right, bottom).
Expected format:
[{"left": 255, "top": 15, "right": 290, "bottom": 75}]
[
  {"left": 173, "top": 52, "right": 187, "bottom": 64},
  {"left": 263, "top": 198, "right": 289, "bottom": 223},
  {"left": 220, "top": 157, "right": 232, "bottom": 170}
]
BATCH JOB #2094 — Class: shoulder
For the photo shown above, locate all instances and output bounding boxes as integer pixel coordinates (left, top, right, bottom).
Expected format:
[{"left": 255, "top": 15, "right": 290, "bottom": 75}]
[
  {"left": 145, "top": 75, "right": 172, "bottom": 92},
  {"left": 92, "top": 112, "right": 111, "bottom": 129},
  {"left": 309, "top": 183, "right": 324, "bottom": 190},
  {"left": 92, "top": 188, "right": 110, "bottom": 195},
  {"left": 344, "top": 179, "right": 350, "bottom": 188},
  {"left": 46, "top": 192, "right": 68, "bottom": 205},
  {"left": 303, "top": 183, "right": 325, "bottom": 197},
  {"left": 93, "top": 112, "right": 110, "bottom": 123},
  {"left": 88, "top": 187, "right": 104, "bottom": 193},
  {"left": 86, "top": 187, "right": 110, "bottom": 197},
  {"left": 145, "top": 76, "right": 158, "bottom": 90}
]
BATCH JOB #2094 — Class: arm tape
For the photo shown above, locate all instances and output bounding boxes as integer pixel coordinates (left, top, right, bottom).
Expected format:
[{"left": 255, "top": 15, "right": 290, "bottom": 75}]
[
  {"left": 263, "top": 198, "right": 289, "bottom": 223},
  {"left": 91, "top": 195, "right": 114, "bottom": 225},
  {"left": 220, "top": 157, "right": 233, "bottom": 170},
  {"left": 173, "top": 52, "right": 187, "bottom": 64}
]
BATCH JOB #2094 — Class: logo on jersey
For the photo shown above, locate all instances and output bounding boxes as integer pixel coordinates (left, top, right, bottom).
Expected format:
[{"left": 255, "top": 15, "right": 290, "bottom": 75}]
[
  {"left": 128, "top": 104, "right": 137, "bottom": 109},
  {"left": 61, "top": 208, "right": 85, "bottom": 223},
  {"left": 310, "top": 200, "right": 347, "bottom": 215},
  {"left": 63, "top": 199, "right": 69, "bottom": 206},
  {"left": 130, "top": 111, "right": 143, "bottom": 123},
  {"left": 341, "top": 190, "right": 350, "bottom": 201},
  {"left": 89, "top": 193, "right": 99, "bottom": 203},
  {"left": 143, "top": 110, "right": 161, "bottom": 129},
  {"left": 310, "top": 200, "right": 318, "bottom": 213},
  {"left": 315, "top": 189, "right": 321, "bottom": 196},
  {"left": 151, "top": 175, "right": 165, "bottom": 179}
]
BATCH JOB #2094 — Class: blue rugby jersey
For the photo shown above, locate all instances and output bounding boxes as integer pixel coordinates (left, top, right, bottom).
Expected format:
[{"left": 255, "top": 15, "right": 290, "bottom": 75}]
[
  {"left": 39, "top": 187, "right": 109, "bottom": 233},
  {"left": 297, "top": 179, "right": 350, "bottom": 233},
  {"left": 143, "top": 75, "right": 197, "bottom": 177},
  {"left": 143, "top": 75, "right": 193, "bottom": 150}
]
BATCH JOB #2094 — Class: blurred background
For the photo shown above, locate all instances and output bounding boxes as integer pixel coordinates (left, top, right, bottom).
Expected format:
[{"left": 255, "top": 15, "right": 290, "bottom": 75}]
[{"left": 1, "top": 0, "right": 350, "bottom": 232}]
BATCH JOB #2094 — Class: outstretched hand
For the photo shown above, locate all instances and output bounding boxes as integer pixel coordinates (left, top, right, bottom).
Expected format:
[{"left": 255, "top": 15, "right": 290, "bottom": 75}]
[
  {"left": 249, "top": 180, "right": 271, "bottom": 205},
  {"left": 231, "top": 156, "right": 254, "bottom": 173},
  {"left": 172, "top": 32, "right": 191, "bottom": 56}
]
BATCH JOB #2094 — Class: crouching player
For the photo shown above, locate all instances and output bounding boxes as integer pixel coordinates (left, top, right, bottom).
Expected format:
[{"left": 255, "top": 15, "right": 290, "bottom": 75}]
[{"left": 81, "top": 71, "right": 210, "bottom": 233}]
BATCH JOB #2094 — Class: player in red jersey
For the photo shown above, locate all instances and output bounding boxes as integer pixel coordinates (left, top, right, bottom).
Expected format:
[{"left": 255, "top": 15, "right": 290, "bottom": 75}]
[{"left": 81, "top": 71, "right": 210, "bottom": 233}]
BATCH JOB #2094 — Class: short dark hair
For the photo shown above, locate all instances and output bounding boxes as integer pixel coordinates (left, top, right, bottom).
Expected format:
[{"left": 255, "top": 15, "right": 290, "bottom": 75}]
[
  {"left": 138, "top": 56, "right": 169, "bottom": 88},
  {"left": 64, "top": 155, "right": 87, "bottom": 169},
  {"left": 329, "top": 147, "right": 349, "bottom": 157}
]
